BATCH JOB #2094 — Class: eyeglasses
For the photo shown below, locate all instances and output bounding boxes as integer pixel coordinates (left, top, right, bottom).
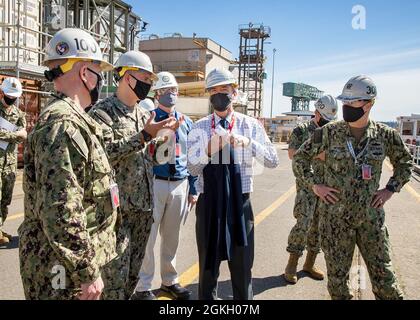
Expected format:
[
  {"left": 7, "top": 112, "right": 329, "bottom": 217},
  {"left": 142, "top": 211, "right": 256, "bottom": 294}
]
[{"left": 159, "top": 87, "right": 178, "bottom": 94}]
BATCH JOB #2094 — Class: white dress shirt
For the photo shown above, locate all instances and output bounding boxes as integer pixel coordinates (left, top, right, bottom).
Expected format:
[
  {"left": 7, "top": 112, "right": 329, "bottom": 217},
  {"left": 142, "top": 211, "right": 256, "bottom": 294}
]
[{"left": 187, "top": 111, "right": 279, "bottom": 194}]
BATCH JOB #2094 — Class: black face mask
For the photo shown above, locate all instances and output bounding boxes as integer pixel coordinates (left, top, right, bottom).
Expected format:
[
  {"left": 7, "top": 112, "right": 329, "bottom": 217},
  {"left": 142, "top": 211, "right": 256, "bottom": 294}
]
[
  {"left": 3, "top": 96, "right": 17, "bottom": 106},
  {"left": 318, "top": 117, "right": 330, "bottom": 127},
  {"left": 210, "top": 93, "right": 232, "bottom": 112},
  {"left": 343, "top": 103, "right": 367, "bottom": 123},
  {"left": 129, "top": 75, "right": 152, "bottom": 101},
  {"left": 82, "top": 68, "right": 103, "bottom": 106}
]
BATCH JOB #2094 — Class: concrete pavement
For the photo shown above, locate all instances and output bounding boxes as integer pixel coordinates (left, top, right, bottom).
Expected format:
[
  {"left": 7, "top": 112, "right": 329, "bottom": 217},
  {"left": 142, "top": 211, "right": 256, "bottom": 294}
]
[{"left": 1, "top": 145, "right": 420, "bottom": 300}]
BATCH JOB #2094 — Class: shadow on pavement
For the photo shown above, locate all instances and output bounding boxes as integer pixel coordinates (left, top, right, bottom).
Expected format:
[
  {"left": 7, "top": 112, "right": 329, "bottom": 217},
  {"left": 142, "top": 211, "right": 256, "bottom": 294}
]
[{"left": 185, "top": 274, "right": 308, "bottom": 300}]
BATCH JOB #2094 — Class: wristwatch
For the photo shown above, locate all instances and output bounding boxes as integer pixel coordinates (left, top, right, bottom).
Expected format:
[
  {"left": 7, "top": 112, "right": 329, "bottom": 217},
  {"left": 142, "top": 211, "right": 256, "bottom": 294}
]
[
  {"left": 386, "top": 185, "right": 397, "bottom": 193},
  {"left": 141, "top": 129, "right": 153, "bottom": 143}
]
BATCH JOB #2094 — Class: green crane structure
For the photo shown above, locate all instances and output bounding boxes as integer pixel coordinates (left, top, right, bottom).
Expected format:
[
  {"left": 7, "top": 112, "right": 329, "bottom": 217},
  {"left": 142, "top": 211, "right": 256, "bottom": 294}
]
[{"left": 283, "top": 82, "right": 324, "bottom": 112}]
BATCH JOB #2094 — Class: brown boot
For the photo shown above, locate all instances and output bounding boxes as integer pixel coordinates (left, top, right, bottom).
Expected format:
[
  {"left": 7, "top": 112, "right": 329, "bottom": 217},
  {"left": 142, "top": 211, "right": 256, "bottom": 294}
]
[
  {"left": 0, "top": 231, "right": 10, "bottom": 245},
  {"left": 302, "top": 251, "right": 324, "bottom": 280},
  {"left": 1, "top": 231, "right": 12, "bottom": 241},
  {"left": 284, "top": 253, "right": 300, "bottom": 284}
]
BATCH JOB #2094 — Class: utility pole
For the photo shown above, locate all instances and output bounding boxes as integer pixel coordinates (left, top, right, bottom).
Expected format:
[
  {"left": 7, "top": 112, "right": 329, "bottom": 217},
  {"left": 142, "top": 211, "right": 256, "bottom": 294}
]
[
  {"left": 16, "top": 0, "right": 21, "bottom": 107},
  {"left": 270, "top": 48, "right": 277, "bottom": 119}
]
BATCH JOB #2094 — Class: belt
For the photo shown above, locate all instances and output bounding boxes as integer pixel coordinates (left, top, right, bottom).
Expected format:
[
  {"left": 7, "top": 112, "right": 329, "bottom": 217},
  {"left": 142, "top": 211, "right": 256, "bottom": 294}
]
[{"left": 154, "top": 175, "right": 186, "bottom": 182}]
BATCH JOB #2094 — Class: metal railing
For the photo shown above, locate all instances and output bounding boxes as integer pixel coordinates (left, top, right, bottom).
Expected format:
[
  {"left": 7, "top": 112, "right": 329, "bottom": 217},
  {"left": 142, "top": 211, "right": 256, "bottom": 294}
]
[{"left": 406, "top": 144, "right": 420, "bottom": 167}]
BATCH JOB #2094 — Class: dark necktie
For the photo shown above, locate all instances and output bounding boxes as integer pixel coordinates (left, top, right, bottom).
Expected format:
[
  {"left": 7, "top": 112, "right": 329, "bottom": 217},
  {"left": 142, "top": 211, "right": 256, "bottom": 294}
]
[{"left": 220, "top": 118, "right": 229, "bottom": 130}]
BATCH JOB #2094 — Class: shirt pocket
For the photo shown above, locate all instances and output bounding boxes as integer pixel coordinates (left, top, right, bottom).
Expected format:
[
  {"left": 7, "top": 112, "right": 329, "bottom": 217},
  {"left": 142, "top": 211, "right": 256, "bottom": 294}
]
[
  {"left": 113, "top": 121, "right": 137, "bottom": 139},
  {"left": 366, "top": 144, "right": 386, "bottom": 162},
  {"left": 328, "top": 146, "right": 351, "bottom": 173},
  {"left": 364, "top": 144, "right": 385, "bottom": 179}
]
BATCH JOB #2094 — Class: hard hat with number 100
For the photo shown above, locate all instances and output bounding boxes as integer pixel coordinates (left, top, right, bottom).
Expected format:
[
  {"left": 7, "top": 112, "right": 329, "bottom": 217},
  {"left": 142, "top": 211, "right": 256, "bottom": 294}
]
[{"left": 43, "top": 28, "right": 113, "bottom": 81}]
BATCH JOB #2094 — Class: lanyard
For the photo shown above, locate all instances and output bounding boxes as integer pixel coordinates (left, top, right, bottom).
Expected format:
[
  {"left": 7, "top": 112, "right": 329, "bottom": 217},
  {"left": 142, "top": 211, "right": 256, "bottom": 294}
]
[
  {"left": 159, "top": 109, "right": 180, "bottom": 142},
  {"left": 211, "top": 113, "right": 236, "bottom": 135},
  {"left": 346, "top": 139, "right": 370, "bottom": 165}
]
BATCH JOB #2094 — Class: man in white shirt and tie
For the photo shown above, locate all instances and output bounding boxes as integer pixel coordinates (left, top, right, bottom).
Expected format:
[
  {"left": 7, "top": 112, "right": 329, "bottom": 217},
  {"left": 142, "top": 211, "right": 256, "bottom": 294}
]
[{"left": 187, "top": 68, "right": 279, "bottom": 300}]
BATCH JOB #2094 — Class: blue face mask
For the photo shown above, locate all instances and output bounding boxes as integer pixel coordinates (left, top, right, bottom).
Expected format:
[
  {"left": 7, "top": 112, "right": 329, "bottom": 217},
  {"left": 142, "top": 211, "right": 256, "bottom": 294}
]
[{"left": 158, "top": 92, "right": 178, "bottom": 108}]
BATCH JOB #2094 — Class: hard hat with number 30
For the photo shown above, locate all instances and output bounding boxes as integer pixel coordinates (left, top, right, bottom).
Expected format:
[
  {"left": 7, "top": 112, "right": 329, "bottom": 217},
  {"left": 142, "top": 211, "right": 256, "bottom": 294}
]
[{"left": 337, "top": 75, "right": 377, "bottom": 102}]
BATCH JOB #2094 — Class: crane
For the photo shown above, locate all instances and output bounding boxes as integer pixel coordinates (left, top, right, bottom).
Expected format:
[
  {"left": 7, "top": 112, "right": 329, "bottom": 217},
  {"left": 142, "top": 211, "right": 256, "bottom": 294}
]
[{"left": 283, "top": 82, "right": 324, "bottom": 112}]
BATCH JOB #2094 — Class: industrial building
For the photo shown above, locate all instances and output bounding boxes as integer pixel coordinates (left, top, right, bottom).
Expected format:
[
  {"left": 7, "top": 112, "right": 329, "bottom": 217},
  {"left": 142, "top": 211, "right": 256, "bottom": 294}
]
[
  {"left": 139, "top": 34, "right": 233, "bottom": 84},
  {"left": 139, "top": 34, "right": 235, "bottom": 120},
  {"left": 0, "top": 0, "right": 146, "bottom": 163}
]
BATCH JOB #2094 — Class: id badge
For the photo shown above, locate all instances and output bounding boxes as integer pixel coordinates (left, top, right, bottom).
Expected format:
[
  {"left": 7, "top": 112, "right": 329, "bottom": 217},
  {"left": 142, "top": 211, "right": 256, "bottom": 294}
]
[
  {"left": 175, "top": 143, "right": 181, "bottom": 157},
  {"left": 110, "top": 183, "right": 120, "bottom": 209},
  {"left": 362, "top": 164, "right": 372, "bottom": 180}
]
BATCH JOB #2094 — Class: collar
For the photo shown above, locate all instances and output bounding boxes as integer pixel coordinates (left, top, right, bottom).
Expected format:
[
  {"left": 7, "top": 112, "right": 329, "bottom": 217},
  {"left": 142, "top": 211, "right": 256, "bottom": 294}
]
[
  {"left": 0, "top": 101, "right": 17, "bottom": 115},
  {"left": 53, "top": 93, "right": 103, "bottom": 136},
  {"left": 345, "top": 120, "right": 376, "bottom": 143},
  {"left": 156, "top": 106, "right": 177, "bottom": 119},
  {"left": 112, "top": 95, "right": 137, "bottom": 121},
  {"left": 310, "top": 119, "right": 319, "bottom": 129},
  {"left": 214, "top": 111, "right": 234, "bottom": 125}
]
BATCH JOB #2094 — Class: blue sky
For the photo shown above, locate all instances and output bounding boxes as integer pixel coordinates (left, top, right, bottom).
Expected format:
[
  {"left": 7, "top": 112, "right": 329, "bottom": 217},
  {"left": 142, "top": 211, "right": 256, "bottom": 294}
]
[{"left": 129, "top": 0, "right": 420, "bottom": 121}]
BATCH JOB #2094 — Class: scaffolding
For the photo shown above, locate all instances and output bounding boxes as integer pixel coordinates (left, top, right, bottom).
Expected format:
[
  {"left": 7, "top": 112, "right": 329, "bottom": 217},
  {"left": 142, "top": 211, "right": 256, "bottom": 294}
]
[
  {"left": 238, "top": 23, "right": 271, "bottom": 118},
  {"left": 0, "top": 0, "right": 146, "bottom": 95},
  {"left": 0, "top": 0, "right": 145, "bottom": 165}
]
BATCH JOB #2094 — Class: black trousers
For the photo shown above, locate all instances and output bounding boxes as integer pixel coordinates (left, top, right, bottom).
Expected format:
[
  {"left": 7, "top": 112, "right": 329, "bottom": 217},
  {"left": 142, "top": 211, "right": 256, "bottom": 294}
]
[{"left": 195, "top": 193, "right": 255, "bottom": 300}]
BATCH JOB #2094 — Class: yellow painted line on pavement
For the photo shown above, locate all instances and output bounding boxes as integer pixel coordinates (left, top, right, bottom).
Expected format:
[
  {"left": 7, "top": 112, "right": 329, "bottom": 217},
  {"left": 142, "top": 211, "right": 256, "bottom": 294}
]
[
  {"left": 169, "top": 185, "right": 296, "bottom": 300},
  {"left": 7, "top": 184, "right": 297, "bottom": 300},
  {"left": 384, "top": 160, "right": 420, "bottom": 203},
  {"left": 7, "top": 213, "right": 24, "bottom": 221},
  {"left": 384, "top": 160, "right": 393, "bottom": 171},
  {"left": 254, "top": 186, "right": 296, "bottom": 225},
  {"left": 405, "top": 185, "right": 420, "bottom": 203}
]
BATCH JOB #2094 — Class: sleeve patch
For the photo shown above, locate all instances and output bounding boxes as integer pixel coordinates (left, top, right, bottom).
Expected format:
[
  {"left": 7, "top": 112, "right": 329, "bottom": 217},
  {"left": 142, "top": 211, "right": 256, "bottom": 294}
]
[{"left": 66, "top": 127, "right": 89, "bottom": 160}]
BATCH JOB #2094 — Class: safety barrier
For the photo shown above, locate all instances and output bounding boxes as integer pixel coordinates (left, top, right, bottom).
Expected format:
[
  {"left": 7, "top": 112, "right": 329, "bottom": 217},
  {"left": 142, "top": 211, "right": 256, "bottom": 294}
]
[{"left": 406, "top": 144, "right": 420, "bottom": 175}]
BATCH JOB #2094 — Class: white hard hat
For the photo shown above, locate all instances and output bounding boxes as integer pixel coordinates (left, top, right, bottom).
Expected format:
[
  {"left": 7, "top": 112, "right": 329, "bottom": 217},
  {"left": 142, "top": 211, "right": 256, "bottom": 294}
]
[
  {"left": 139, "top": 98, "right": 156, "bottom": 112},
  {"left": 43, "top": 28, "right": 113, "bottom": 72},
  {"left": 337, "top": 75, "right": 377, "bottom": 102},
  {"left": 115, "top": 51, "right": 157, "bottom": 81},
  {"left": 206, "top": 68, "right": 238, "bottom": 90},
  {"left": 153, "top": 72, "right": 178, "bottom": 91},
  {"left": 1, "top": 77, "right": 23, "bottom": 98},
  {"left": 315, "top": 95, "right": 338, "bottom": 121}
]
